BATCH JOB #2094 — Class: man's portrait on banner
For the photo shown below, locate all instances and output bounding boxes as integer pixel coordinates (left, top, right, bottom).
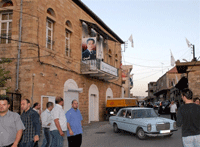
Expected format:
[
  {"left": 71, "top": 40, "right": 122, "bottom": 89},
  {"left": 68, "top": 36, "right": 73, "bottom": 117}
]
[{"left": 82, "top": 37, "right": 96, "bottom": 60}]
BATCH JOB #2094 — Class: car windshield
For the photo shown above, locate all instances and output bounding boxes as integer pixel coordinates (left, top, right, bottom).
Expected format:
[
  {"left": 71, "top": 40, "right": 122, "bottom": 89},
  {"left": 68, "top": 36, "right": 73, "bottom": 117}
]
[{"left": 133, "top": 109, "right": 158, "bottom": 118}]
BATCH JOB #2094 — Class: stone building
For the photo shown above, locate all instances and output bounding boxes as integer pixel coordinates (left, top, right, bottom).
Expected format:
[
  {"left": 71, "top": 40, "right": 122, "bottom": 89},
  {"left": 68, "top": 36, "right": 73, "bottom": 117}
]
[
  {"left": 146, "top": 82, "right": 156, "bottom": 102},
  {"left": 0, "top": 0, "right": 124, "bottom": 124},
  {"left": 176, "top": 60, "right": 200, "bottom": 98},
  {"left": 153, "top": 67, "right": 182, "bottom": 101},
  {"left": 121, "top": 65, "right": 133, "bottom": 98}
]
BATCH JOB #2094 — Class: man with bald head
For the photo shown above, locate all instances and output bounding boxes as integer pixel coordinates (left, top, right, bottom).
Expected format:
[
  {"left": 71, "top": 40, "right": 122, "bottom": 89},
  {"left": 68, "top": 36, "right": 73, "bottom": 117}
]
[
  {"left": 19, "top": 99, "right": 41, "bottom": 147},
  {"left": 66, "top": 99, "right": 83, "bottom": 147},
  {"left": 50, "top": 97, "right": 67, "bottom": 147}
]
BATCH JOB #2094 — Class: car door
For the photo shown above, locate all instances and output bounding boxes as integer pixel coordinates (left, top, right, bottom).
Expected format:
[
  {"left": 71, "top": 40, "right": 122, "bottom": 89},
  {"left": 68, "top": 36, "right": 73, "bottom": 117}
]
[
  {"left": 116, "top": 109, "right": 127, "bottom": 130},
  {"left": 122, "top": 110, "right": 135, "bottom": 133}
]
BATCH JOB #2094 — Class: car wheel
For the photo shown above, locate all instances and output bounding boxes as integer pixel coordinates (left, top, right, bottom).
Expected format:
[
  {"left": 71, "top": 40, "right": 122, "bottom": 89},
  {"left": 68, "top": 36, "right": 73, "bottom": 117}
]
[
  {"left": 113, "top": 123, "right": 120, "bottom": 133},
  {"left": 136, "top": 128, "right": 147, "bottom": 140}
]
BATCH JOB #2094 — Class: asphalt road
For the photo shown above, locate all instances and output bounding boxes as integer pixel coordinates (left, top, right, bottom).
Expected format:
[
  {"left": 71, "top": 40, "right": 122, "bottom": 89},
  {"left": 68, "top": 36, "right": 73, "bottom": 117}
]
[
  {"left": 81, "top": 114, "right": 183, "bottom": 147},
  {"left": 39, "top": 113, "right": 183, "bottom": 147}
]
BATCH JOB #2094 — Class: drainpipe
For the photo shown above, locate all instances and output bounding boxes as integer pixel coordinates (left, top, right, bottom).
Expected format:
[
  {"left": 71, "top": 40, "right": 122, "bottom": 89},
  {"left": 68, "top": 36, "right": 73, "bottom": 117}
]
[{"left": 16, "top": 0, "right": 23, "bottom": 91}]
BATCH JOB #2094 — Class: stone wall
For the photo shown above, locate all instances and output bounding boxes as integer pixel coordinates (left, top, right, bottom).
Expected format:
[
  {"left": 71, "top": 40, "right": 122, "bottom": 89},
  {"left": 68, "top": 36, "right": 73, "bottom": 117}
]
[{"left": 0, "top": 0, "right": 123, "bottom": 124}]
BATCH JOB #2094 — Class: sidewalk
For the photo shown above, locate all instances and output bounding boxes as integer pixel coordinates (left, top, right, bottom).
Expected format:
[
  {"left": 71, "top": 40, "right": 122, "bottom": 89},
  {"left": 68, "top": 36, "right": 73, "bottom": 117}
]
[{"left": 38, "top": 121, "right": 109, "bottom": 147}]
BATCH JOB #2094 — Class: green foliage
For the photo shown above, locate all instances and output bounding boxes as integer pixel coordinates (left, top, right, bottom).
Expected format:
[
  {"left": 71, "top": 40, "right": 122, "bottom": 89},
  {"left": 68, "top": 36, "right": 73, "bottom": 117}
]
[{"left": 0, "top": 58, "right": 12, "bottom": 87}]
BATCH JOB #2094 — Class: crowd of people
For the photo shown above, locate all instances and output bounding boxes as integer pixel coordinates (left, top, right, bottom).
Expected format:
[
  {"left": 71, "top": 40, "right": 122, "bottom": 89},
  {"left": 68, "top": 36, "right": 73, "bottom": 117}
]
[
  {"left": 0, "top": 88, "right": 200, "bottom": 147},
  {"left": 0, "top": 96, "right": 82, "bottom": 147}
]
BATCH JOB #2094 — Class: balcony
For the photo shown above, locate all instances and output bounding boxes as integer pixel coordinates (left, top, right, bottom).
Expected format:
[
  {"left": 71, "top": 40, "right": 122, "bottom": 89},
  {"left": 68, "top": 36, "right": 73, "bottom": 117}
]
[{"left": 81, "top": 59, "right": 118, "bottom": 81}]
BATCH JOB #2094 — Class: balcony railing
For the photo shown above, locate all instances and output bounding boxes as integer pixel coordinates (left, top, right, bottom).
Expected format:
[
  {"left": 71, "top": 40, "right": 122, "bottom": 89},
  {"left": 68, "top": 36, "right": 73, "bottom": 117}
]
[{"left": 81, "top": 59, "right": 118, "bottom": 81}]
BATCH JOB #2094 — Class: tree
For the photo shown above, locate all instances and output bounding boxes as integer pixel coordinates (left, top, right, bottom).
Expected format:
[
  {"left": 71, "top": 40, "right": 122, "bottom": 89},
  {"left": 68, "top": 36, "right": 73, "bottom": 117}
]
[{"left": 0, "top": 58, "right": 12, "bottom": 87}]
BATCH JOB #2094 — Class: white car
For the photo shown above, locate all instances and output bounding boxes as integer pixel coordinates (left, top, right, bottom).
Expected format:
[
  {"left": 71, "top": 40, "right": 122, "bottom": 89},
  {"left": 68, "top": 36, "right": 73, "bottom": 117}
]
[{"left": 109, "top": 107, "right": 177, "bottom": 140}]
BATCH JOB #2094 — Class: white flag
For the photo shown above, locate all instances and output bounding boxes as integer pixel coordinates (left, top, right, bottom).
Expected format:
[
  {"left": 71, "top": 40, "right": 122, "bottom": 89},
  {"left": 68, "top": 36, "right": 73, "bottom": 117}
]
[
  {"left": 170, "top": 50, "right": 175, "bottom": 66},
  {"left": 128, "top": 34, "right": 134, "bottom": 48},
  {"left": 185, "top": 38, "right": 191, "bottom": 47}
]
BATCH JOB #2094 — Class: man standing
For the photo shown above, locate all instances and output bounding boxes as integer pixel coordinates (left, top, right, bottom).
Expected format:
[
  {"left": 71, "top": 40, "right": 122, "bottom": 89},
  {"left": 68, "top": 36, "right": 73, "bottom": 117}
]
[
  {"left": 41, "top": 102, "right": 54, "bottom": 147},
  {"left": 169, "top": 101, "right": 177, "bottom": 121},
  {"left": 66, "top": 100, "right": 83, "bottom": 147},
  {"left": 19, "top": 99, "right": 41, "bottom": 147},
  {"left": 177, "top": 88, "right": 200, "bottom": 147},
  {"left": 50, "top": 97, "right": 67, "bottom": 147},
  {"left": 0, "top": 95, "right": 25, "bottom": 147},
  {"left": 33, "top": 102, "right": 41, "bottom": 115}
]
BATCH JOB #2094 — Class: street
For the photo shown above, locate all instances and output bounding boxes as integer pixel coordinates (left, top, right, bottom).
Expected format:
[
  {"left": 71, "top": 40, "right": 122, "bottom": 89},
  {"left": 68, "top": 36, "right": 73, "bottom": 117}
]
[{"left": 39, "top": 113, "right": 183, "bottom": 147}]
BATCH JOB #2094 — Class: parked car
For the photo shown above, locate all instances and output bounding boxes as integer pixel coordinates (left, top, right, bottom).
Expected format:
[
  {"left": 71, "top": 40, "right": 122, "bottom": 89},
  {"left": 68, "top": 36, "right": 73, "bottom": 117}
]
[
  {"left": 109, "top": 107, "right": 177, "bottom": 140},
  {"left": 153, "top": 102, "right": 160, "bottom": 109},
  {"left": 158, "top": 101, "right": 170, "bottom": 114},
  {"left": 146, "top": 102, "right": 154, "bottom": 108}
]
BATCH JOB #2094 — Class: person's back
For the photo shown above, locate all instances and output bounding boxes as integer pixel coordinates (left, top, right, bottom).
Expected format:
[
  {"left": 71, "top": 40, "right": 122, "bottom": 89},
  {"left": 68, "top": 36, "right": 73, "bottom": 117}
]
[
  {"left": 177, "top": 103, "right": 200, "bottom": 137},
  {"left": 177, "top": 88, "right": 200, "bottom": 147}
]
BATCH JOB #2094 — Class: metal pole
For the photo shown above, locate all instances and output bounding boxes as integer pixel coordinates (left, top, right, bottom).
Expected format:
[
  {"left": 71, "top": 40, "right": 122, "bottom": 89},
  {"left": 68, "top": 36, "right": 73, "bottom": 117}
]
[
  {"left": 193, "top": 45, "right": 195, "bottom": 61},
  {"left": 16, "top": 0, "right": 23, "bottom": 91}
]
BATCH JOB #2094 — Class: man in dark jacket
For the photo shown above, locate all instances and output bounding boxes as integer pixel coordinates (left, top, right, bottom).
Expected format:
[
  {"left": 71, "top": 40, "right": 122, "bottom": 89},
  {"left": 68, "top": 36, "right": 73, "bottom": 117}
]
[
  {"left": 19, "top": 99, "right": 41, "bottom": 147},
  {"left": 82, "top": 38, "right": 96, "bottom": 60},
  {"left": 177, "top": 88, "right": 200, "bottom": 147}
]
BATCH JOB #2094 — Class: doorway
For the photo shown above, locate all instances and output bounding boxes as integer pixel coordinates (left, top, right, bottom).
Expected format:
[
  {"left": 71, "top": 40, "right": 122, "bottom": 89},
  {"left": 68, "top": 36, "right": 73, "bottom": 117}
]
[{"left": 89, "top": 84, "right": 99, "bottom": 123}]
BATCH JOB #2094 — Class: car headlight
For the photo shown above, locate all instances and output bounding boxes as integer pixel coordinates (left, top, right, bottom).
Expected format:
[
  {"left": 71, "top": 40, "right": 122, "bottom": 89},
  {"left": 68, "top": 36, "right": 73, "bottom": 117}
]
[
  {"left": 173, "top": 122, "right": 176, "bottom": 129},
  {"left": 147, "top": 124, "right": 151, "bottom": 132},
  {"left": 110, "top": 111, "right": 114, "bottom": 115}
]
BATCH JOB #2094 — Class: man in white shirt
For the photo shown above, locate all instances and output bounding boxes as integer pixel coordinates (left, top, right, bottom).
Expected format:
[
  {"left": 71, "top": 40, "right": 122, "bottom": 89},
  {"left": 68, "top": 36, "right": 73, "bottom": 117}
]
[
  {"left": 50, "top": 97, "right": 67, "bottom": 147},
  {"left": 41, "top": 102, "right": 54, "bottom": 147},
  {"left": 169, "top": 101, "right": 177, "bottom": 121}
]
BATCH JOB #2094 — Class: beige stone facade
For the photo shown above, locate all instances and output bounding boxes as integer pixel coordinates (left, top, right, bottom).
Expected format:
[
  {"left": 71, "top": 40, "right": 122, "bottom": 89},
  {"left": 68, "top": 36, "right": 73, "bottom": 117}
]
[
  {"left": 176, "top": 60, "right": 200, "bottom": 98},
  {"left": 153, "top": 67, "right": 182, "bottom": 101},
  {"left": 0, "top": 0, "right": 123, "bottom": 124},
  {"left": 121, "top": 65, "right": 133, "bottom": 98}
]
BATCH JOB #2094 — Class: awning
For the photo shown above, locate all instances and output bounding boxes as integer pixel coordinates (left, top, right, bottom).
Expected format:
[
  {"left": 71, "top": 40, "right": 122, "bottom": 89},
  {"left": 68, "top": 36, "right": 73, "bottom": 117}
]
[
  {"left": 153, "top": 89, "right": 169, "bottom": 96},
  {"left": 80, "top": 19, "right": 116, "bottom": 42},
  {"left": 175, "top": 77, "right": 188, "bottom": 90}
]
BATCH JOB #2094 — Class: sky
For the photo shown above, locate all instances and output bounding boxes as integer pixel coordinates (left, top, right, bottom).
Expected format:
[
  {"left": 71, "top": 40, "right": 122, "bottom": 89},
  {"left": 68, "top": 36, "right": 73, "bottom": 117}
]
[{"left": 81, "top": 0, "right": 200, "bottom": 96}]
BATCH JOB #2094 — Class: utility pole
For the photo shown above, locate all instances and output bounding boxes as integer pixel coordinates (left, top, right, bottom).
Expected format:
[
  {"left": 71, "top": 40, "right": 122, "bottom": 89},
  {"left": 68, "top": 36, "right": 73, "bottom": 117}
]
[
  {"left": 186, "top": 38, "right": 196, "bottom": 61},
  {"left": 192, "top": 44, "right": 196, "bottom": 61},
  {"left": 16, "top": 0, "right": 23, "bottom": 91}
]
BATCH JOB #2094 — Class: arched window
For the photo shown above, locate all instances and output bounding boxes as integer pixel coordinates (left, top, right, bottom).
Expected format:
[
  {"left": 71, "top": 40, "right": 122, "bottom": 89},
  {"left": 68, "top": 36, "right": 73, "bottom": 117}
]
[
  {"left": 46, "top": 8, "right": 55, "bottom": 49},
  {"left": 65, "top": 20, "right": 72, "bottom": 57},
  {"left": 108, "top": 49, "right": 112, "bottom": 65},
  {"left": 47, "top": 8, "right": 55, "bottom": 17},
  {"left": 2, "top": 1, "right": 13, "bottom": 7},
  {"left": 66, "top": 20, "right": 72, "bottom": 28},
  {"left": 0, "top": 6, "right": 13, "bottom": 44}
]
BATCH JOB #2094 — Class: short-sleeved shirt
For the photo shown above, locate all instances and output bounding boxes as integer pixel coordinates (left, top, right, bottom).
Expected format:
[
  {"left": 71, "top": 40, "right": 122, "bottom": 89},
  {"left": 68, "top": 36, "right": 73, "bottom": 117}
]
[
  {"left": 170, "top": 104, "right": 177, "bottom": 113},
  {"left": 66, "top": 108, "right": 83, "bottom": 137},
  {"left": 0, "top": 110, "right": 25, "bottom": 146},
  {"left": 50, "top": 104, "right": 67, "bottom": 131}
]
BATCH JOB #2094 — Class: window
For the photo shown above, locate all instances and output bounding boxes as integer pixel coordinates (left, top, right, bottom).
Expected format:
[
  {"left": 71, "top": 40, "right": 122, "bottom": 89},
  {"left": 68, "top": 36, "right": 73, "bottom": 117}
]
[
  {"left": 65, "top": 30, "right": 70, "bottom": 57},
  {"left": 46, "top": 19, "right": 53, "bottom": 49},
  {"left": 126, "top": 110, "right": 132, "bottom": 118},
  {"left": 114, "top": 59, "right": 118, "bottom": 67},
  {"left": 0, "top": 12, "right": 12, "bottom": 44},
  {"left": 118, "top": 109, "right": 126, "bottom": 117},
  {"left": 122, "top": 81, "right": 125, "bottom": 84}
]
